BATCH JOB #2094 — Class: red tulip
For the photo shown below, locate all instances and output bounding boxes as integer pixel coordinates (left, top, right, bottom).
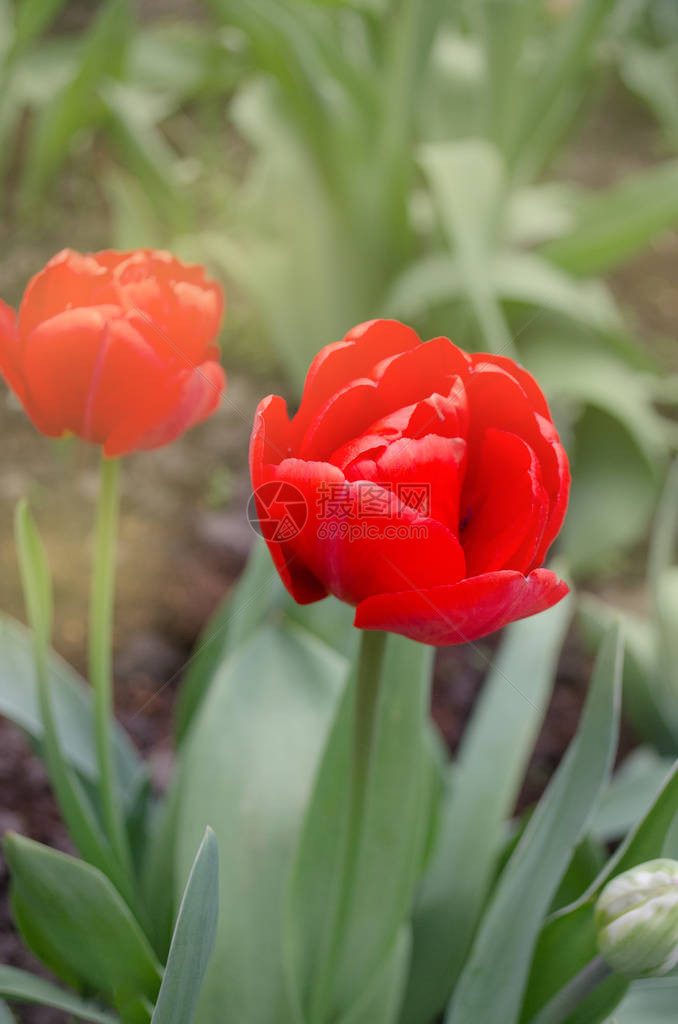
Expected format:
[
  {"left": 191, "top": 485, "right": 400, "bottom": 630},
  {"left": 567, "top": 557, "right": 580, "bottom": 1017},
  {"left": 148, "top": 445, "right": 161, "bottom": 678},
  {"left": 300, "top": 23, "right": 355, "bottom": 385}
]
[
  {"left": 250, "top": 319, "right": 570, "bottom": 645},
  {"left": 0, "top": 248, "right": 226, "bottom": 456}
]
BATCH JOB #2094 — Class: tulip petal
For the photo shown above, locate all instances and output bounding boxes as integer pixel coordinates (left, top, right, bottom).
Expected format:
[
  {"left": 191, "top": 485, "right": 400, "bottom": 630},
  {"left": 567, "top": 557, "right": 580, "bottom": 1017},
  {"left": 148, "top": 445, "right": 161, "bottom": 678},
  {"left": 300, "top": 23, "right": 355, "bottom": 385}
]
[
  {"left": 464, "top": 364, "right": 565, "bottom": 529},
  {"left": 299, "top": 378, "right": 378, "bottom": 461},
  {"left": 292, "top": 319, "right": 420, "bottom": 442},
  {"left": 471, "top": 353, "right": 551, "bottom": 420},
  {"left": 460, "top": 429, "right": 549, "bottom": 575},
  {"left": 19, "top": 249, "right": 116, "bottom": 338},
  {"left": 371, "top": 434, "right": 467, "bottom": 529},
  {"left": 250, "top": 394, "right": 293, "bottom": 482},
  {"left": 250, "top": 398, "right": 326, "bottom": 603},
  {"left": 114, "top": 254, "right": 223, "bottom": 365},
  {"left": 299, "top": 338, "right": 471, "bottom": 462},
  {"left": 106, "top": 360, "right": 226, "bottom": 456},
  {"left": 0, "top": 299, "right": 25, "bottom": 402},
  {"left": 22, "top": 307, "right": 113, "bottom": 437},
  {"left": 355, "top": 568, "right": 569, "bottom": 645},
  {"left": 533, "top": 414, "right": 571, "bottom": 563},
  {"left": 266, "top": 458, "right": 466, "bottom": 606}
]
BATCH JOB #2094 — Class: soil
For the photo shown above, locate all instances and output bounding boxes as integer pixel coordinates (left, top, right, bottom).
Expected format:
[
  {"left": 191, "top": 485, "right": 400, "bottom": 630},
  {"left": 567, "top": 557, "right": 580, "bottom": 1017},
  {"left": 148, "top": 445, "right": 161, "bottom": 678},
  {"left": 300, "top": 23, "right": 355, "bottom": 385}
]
[{"left": 1, "top": 9, "right": 677, "bottom": 1023}]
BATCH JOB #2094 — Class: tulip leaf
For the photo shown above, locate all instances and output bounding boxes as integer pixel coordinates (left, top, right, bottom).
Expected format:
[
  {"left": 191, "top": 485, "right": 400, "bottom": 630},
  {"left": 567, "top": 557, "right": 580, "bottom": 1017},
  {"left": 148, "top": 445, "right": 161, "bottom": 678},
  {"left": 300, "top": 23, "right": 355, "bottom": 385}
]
[
  {"left": 492, "top": 251, "right": 621, "bottom": 332},
  {"left": 287, "top": 634, "right": 435, "bottom": 1023},
  {"left": 8, "top": 0, "right": 70, "bottom": 58},
  {"left": 611, "top": 977, "right": 678, "bottom": 1023},
  {"left": 521, "top": 331, "right": 665, "bottom": 465},
  {"left": 386, "top": 254, "right": 462, "bottom": 321},
  {"left": 648, "top": 459, "right": 678, "bottom": 599},
  {"left": 510, "top": 0, "right": 617, "bottom": 170},
  {"left": 285, "top": 596, "right": 358, "bottom": 661},
  {"left": 541, "top": 160, "right": 678, "bottom": 276},
  {"left": 150, "top": 828, "right": 218, "bottom": 1024},
  {"left": 400, "top": 596, "right": 572, "bottom": 1024},
  {"left": 420, "top": 139, "right": 516, "bottom": 356},
  {"left": 0, "top": 612, "right": 144, "bottom": 808},
  {"left": 446, "top": 625, "right": 622, "bottom": 1024},
  {"left": 0, "top": 1000, "right": 15, "bottom": 1024},
  {"left": 577, "top": 596, "right": 678, "bottom": 752},
  {"left": 174, "top": 539, "right": 284, "bottom": 744},
  {"left": 98, "top": 80, "right": 185, "bottom": 228},
  {"left": 175, "top": 623, "right": 346, "bottom": 1024},
  {"left": 521, "top": 748, "right": 678, "bottom": 1022},
  {"left": 0, "top": 967, "right": 116, "bottom": 1024},
  {"left": 336, "top": 928, "right": 411, "bottom": 1024},
  {"left": 620, "top": 41, "right": 678, "bottom": 149},
  {"left": 175, "top": 543, "right": 357, "bottom": 745},
  {"left": 592, "top": 748, "right": 676, "bottom": 842},
  {"left": 561, "top": 406, "right": 660, "bottom": 575},
  {"left": 14, "top": 499, "right": 53, "bottom": 652},
  {"left": 18, "top": 0, "right": 133, "bottom": 210},
  {"left": 3, "top": 834, "right": 161, "bottom": 1013},
  {"left": 140, "top": 780, "right": 183, "bottom": 961}
]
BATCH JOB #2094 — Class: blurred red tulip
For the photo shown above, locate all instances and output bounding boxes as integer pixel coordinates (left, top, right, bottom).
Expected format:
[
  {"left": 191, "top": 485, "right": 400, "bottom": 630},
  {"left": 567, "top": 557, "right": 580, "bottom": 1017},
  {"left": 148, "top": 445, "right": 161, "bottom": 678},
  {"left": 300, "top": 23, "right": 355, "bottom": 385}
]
[{"left": 0, "top": 248, "right": 226, "bottom": 455}]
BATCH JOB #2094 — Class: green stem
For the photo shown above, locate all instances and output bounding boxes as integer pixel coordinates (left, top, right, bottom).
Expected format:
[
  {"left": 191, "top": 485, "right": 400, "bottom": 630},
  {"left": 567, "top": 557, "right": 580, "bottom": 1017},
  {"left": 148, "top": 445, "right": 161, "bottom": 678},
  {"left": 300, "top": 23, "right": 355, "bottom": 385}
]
[
  {"left": 346, "top": 629, "right": 388, "bottom": 885},
  {"left": 89, "top": 456, "right": 130, "bottom": 872},
  {"left": 529, "top": 956, "right": 612, "bottom": 1024},
  {"left": 14, "top": 500, "right": 134, "bottom": 903},
  {"left": 310, "top": 629, "right": 388, "bottom": 1023}
]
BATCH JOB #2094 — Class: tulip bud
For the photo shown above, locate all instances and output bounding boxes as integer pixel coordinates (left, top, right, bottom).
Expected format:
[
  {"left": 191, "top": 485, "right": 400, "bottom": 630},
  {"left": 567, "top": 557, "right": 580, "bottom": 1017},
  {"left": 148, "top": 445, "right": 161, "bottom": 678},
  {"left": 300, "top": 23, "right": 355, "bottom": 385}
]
[{"left": 595, "top": 859, "right": 678, "bottom": 978}]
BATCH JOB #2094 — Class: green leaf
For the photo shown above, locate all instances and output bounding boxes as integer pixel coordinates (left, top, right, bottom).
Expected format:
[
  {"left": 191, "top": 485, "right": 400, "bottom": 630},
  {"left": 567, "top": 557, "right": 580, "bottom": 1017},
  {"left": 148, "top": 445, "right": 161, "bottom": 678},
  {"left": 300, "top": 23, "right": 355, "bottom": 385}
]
[
  {"left": 561, "top": 406, "right": 660, "bottom": 574},
  {"left": 175, "top": 539, "right": 284, "bottom": 744},
  {"left": 0, "top": 967, "right": 116, "bottom": 1024},
  {"left": 14, "top": 499, "right": 52, "bottom": 651},
  {"left": 105, "top": 169, "right": 166, "bottom": 250},
  {"left": 19, "top": 0, "right": 133, "bottom": 210},
  {"left": 511, "top": 0, "right": 617, "bottom": 170},
  {"left": 4, "top": 834, "right": 161, "bottom": 1013},
  {"left": 127, "top": 23, "right": 241, "bottom": 105},
  {"left": 175, "top": 623, "right": 346, "bottom": 1024},
  {"left": 577, "top": 597, "right": 678, "bottom": 751},
  {"left": 8, "top": 0, "right": 70, "bottom": 58},
  {"left": 550, "top": 836, "right": 607, "bottom": 913},
  {"left": 337, "top": 928, "right": 411, "bottom": 1024},
  {"left": 656, "top": 567, "right": 678, "bottom": 705},
  {"left": 521, "top": 331, "right": 665, "bottom": 463},
  {"left": 481, "top": 0, "right": 543, "bottom": 158},
  {"left": 98, "top": 80, "right": 185, "bottom": 228},
  {"left": 648, "top": 460, "right": 678, "bottom": 599},
  {"left": 401, "top": 597, "right": 572, "bottom": 1024},
  {"left": 522, "top": 756, "right": 678, "bottom": 1022},
  {"left": 285, "top": 596, "right": 358, "bottom": 660},
  {"left": 420, "top": 139, "right": 516, "bottom": 356},
  {"left": 0, "top": 1000, "right": 15, "bottom": 1024},
  {"left": 612, "top": 977, "right": 678, "bottom": 1023},
  {"left": 446, "top": 625, "right": 622, "bottom": 1024},
  {"left": 592, "top": 748, "right": 676, "bottom": 841},
  {"left": 140, "top": 782, "right": 182, "bottom": 961},
  {"left": 287, "top": 634, "right": 434, "bottom": 1023},
  {"left": 386, "top": 250, "right": 620, "bottom": 335},
  {"left": 0, "top": 612, "right": 143, "bottom": 806},
  {"left": 493, "top": 252, "right": 620, "bottom": 332},
  {"left": 11, "top": 505, "right": 136, "bottom": 900},
  {"left": 541, "top": 160, "right": 678, "bottom": 275},
  {"left": 506, "top": 183, "right": 579, "bottom": 247},
  {"left": 151, "top": 829, "right": 219, "bottom": 1024},
  {"left": 385, "top": 254, "right": 462, "bottom": 321},
  {"left": 619, "top": 42, "right": 678, "bottom": 150}
]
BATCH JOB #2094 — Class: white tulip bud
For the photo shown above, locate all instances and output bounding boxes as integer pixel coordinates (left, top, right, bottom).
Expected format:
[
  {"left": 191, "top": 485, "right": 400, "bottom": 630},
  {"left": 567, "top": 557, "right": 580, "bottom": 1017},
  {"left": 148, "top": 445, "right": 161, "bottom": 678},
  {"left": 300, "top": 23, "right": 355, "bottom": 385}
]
[{"left": 596, "top": 859, "right": 678, "bottom": 978}]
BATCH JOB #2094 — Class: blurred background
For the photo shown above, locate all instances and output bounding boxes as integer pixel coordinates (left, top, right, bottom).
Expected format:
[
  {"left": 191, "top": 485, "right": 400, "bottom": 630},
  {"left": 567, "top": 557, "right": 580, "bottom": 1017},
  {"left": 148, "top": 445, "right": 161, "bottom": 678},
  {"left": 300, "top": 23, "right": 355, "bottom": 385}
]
[{"left": 0, "top": 0, "right": 677, "bottom": 1014}]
